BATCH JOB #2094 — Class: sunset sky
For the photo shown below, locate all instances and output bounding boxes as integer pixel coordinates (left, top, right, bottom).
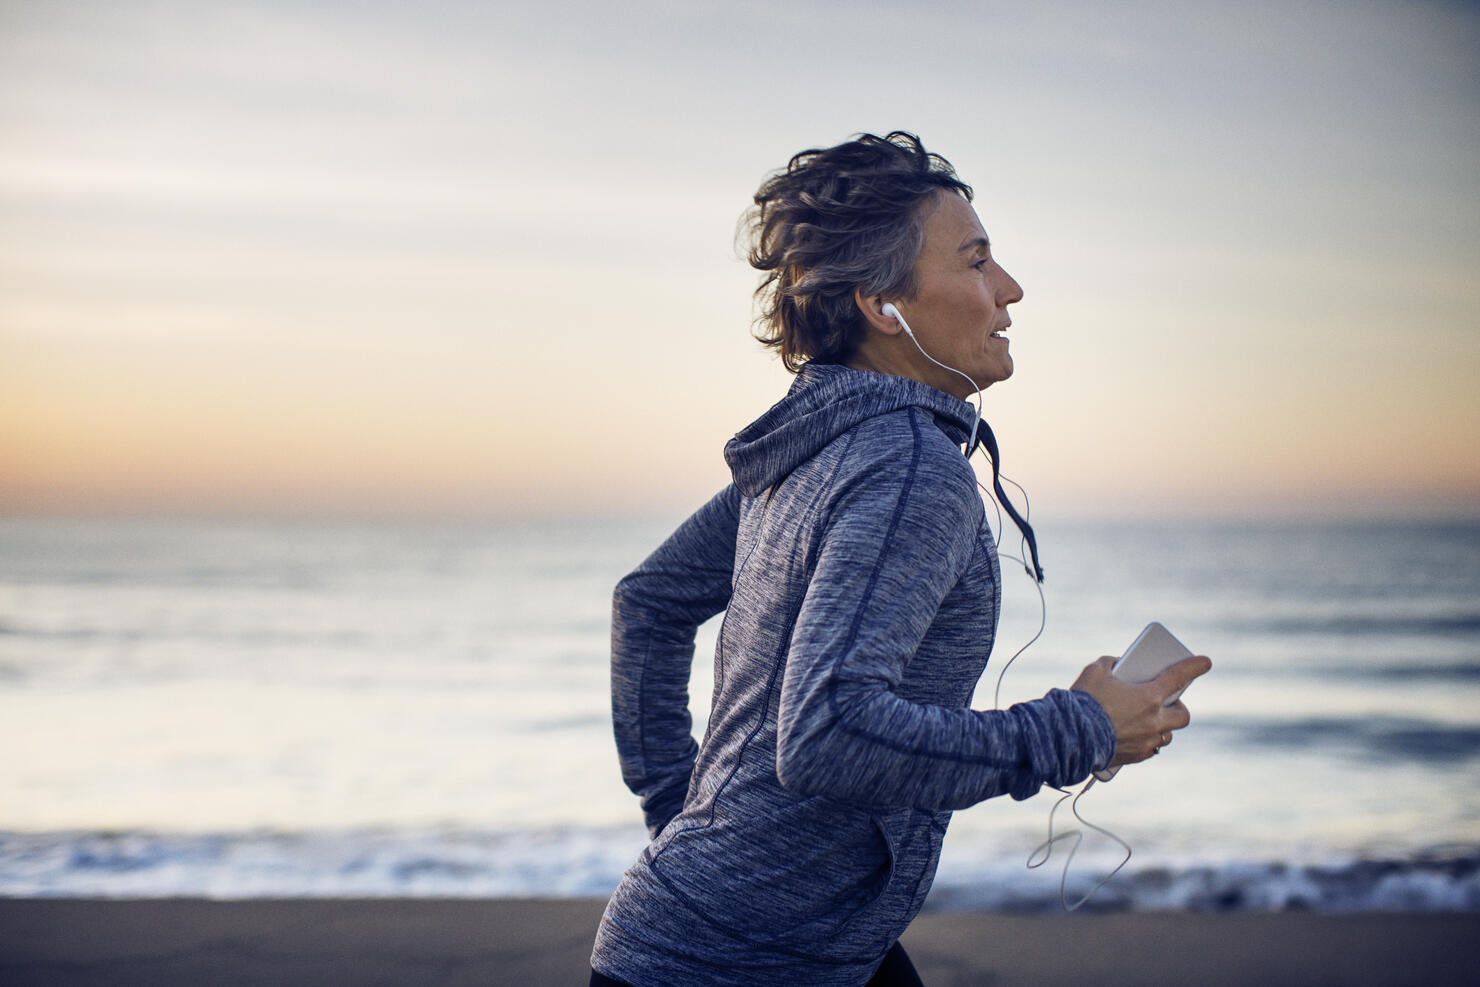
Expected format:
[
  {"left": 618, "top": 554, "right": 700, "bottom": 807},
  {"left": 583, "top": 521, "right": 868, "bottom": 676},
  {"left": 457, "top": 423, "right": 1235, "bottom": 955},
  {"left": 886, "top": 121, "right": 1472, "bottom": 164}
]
[{"left": 2, "top": 0, "right": 1477, "bottom": 520}]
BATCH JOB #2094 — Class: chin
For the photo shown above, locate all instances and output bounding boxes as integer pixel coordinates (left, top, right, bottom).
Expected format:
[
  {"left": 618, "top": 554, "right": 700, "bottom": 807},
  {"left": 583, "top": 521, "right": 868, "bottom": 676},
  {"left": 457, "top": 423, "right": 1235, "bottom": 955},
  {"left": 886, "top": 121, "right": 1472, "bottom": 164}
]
[{"left": 984, "top": 361, "right": 1013, "bottom": 385}]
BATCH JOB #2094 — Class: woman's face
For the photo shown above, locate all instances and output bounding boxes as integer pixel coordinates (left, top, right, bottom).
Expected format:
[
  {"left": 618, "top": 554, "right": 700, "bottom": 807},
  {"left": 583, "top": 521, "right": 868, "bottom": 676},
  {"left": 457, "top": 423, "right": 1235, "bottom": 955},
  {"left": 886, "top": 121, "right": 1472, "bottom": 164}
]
[{"left": 891, "top": 192, "right": 1023, "bottom": 398}]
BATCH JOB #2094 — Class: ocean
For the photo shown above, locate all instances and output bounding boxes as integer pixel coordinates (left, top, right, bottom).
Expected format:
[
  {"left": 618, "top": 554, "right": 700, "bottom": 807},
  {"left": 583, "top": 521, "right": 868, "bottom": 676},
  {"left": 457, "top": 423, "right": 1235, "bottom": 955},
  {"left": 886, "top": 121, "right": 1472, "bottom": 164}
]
[{"left": 2, "top": 514, "right": 1478, "bottom": 911}]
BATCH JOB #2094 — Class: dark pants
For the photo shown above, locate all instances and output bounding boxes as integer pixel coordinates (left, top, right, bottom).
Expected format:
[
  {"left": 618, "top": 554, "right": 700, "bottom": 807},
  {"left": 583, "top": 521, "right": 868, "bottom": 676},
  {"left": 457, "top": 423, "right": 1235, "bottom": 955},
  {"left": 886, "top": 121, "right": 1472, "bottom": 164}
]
[{"left": 590, "top": 940, "right": 924, "bottom": 986}]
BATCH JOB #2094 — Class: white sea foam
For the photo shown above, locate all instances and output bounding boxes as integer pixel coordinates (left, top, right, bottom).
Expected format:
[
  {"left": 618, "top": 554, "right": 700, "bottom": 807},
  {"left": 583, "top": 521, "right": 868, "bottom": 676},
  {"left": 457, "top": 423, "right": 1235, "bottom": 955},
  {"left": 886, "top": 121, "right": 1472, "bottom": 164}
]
[{"left": 3, "top": 829, "right": 1477, "bottom": 912}]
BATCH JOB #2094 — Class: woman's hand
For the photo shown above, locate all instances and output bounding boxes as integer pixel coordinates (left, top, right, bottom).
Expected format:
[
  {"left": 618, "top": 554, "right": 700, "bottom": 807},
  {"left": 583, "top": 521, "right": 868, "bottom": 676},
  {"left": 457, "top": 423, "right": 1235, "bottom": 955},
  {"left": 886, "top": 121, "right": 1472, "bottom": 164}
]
[{"left": 1071, "top": 654, "right": 1212, "bottom": 767}]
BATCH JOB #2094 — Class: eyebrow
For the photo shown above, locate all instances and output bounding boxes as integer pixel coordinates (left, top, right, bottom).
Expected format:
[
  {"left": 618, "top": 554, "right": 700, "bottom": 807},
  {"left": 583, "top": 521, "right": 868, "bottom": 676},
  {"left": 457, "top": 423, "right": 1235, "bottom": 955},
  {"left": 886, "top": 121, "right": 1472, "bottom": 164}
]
[{"left": 958, "top": 235, "right": 991, "bottom": 253}]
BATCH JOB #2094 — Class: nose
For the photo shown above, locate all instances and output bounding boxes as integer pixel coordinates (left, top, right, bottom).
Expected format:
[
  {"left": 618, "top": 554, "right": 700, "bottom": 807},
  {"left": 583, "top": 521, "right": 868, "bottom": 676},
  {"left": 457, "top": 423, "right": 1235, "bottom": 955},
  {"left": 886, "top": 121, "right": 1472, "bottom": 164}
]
[{"left": 997, "top": 264, "right": 1024, "bottom": 305}]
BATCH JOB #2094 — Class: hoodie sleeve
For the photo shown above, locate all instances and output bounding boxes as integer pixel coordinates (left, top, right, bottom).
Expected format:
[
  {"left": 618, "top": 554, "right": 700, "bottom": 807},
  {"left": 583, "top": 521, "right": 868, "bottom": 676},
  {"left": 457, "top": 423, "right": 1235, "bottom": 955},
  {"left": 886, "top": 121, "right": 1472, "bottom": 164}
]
[
  {"left": 775, "top": 418, "right": 1114, "bottom": 809},
  {"left": 611, "top": 485, "right": 739, "bottom": 837}
]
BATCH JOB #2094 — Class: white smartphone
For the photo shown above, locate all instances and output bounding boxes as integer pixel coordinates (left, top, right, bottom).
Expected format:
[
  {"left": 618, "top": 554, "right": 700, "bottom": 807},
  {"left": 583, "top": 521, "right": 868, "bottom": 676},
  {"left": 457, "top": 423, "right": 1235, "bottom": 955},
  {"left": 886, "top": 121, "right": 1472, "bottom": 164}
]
[{"left": 1093, "top": 621, "right": 1195, "bottom": 783}]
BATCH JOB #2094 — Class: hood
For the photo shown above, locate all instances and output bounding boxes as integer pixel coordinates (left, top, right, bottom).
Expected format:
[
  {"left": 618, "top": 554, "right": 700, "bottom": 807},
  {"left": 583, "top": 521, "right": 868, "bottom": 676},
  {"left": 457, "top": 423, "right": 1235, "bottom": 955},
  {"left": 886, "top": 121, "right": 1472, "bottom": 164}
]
[{"left": 723, "top": 363, "right": 978, "bottom": 498}]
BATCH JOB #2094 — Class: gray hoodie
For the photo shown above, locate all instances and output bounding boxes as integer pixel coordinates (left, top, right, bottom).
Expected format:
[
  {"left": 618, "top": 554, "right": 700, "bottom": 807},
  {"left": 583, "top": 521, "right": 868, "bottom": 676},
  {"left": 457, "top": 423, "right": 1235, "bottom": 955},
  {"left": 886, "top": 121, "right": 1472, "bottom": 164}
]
[{"left": 592, "top": 363, "right": 1114, "bottom": 986}]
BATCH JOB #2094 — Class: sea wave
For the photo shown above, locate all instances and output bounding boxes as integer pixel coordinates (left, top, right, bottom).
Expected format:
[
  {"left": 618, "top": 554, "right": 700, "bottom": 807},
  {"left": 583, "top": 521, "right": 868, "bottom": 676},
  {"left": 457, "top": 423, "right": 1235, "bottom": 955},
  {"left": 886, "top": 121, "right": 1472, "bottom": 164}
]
[
  {"left": 927, "top": 850, "right": 1480, "bottom": 913},
  {"left": 1230, "top": 613, "right": 1480, "bottom": 638},
  {"left": 1362, "top": 662, "right": 1480, "bottom": 682},
  {"left": 1202, "top": 715, "right": 1480, "bottom": 764},
  {"left": 2, "top": 829, "right": 1475, "bottom": 912}
]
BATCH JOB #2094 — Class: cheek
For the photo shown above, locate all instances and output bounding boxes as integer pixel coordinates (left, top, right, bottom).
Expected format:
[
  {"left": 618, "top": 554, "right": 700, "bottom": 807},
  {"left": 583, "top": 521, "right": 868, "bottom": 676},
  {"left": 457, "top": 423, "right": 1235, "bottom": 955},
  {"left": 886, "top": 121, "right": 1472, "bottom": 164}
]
[
  {"left": 962, "top": 287, "right": 998, "bottom": 331},
  {"left": 949, "top": 280, "right": 993, "bottom": 317},
  {"left": 976, "top": 281, "right": 1000, "bottom": 311}
]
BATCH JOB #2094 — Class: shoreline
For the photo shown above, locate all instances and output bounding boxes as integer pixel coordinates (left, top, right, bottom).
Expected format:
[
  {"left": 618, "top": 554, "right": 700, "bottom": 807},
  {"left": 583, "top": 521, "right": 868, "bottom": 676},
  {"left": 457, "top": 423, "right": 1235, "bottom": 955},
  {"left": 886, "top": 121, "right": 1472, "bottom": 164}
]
[{"left": 3, "top": 898, "right": 1478, "bottom": 986}]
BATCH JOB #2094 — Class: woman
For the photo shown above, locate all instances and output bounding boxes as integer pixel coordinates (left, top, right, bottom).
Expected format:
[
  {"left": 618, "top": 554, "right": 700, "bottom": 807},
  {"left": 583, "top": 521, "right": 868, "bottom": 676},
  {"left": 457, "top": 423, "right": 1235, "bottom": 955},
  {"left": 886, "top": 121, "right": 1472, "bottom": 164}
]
[{"left": 590, "top": 132, "right": 1209, "bottom": 986}]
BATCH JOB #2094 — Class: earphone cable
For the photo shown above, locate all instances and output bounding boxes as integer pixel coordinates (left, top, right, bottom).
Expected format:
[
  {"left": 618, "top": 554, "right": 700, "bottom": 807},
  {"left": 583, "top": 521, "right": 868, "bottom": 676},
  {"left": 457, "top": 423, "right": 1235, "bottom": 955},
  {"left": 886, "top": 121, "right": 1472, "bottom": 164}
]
[{"left": 1027, "top": 777, "right": 1133, "bottom": 911}]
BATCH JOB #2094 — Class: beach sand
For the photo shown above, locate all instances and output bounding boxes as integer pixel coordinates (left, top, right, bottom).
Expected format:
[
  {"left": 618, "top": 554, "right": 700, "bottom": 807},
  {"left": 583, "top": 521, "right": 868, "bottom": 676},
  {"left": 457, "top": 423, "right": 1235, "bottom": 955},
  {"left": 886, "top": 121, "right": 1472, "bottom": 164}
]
[{"left": 2, "top": 898, "right": 1477, "bottom": 986}]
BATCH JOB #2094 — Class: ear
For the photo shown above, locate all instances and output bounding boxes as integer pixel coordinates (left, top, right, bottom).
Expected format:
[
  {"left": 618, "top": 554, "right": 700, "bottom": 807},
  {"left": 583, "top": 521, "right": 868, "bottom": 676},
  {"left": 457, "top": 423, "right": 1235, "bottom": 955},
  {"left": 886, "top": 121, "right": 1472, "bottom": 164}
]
[{"left": 854, "top": 288, "right": 904, "bottom": 336}]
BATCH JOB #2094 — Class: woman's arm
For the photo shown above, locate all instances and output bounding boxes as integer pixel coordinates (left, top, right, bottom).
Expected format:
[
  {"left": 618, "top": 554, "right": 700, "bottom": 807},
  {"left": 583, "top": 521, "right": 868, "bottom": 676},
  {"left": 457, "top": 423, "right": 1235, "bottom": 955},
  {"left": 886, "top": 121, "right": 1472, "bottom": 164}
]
[
  {"left": 775, "top": 432, "right": 1114, "bottom": 809},
  {"left": 611, "top": 485, "right": 739, "bottom": 837}
]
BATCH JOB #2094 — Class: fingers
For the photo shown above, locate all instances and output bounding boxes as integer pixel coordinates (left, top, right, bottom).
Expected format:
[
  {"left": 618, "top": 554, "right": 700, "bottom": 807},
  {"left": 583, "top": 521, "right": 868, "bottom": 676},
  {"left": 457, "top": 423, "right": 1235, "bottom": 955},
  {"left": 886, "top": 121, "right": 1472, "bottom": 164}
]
[
  {"left": 1132, "top": 729, "right": 1169, "bottom": 763},
  {"left": 1153, "top": 654, "right": 1211, "bottom": 701},
  {"left": 1080, "top": 653, "right": 1208, "bottom": 769},
  {"left": 1101, "top": 658, "right": 1209, "bottom": 770},
  {"left": 1141, "top": 730, "right": 1174, "bottom": 763},
  {"left": 1127, "top": 701, "right": 1189, "bottom": 765},
  {"left": 1161, "top": 699, "right": 1191, "bottom": 731},
  {"left": 1070, "top": 656, "right": 1119, "bottom": 694}
]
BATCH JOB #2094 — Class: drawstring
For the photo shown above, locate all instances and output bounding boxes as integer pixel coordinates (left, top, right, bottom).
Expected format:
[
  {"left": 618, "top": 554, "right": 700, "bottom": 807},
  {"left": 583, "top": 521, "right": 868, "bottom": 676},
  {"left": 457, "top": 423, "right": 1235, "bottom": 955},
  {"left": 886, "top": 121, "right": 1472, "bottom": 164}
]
[{"left": 967, "top": 418, "right": 1045, "bottom": 583}]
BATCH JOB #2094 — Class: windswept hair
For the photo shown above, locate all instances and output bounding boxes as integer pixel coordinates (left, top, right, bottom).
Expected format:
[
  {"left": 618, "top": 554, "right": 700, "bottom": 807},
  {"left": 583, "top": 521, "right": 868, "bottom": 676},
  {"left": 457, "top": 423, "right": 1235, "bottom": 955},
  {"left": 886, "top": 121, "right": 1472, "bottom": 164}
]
[{"left": 742, "top": 132, "right": 973, "bottom": 372}]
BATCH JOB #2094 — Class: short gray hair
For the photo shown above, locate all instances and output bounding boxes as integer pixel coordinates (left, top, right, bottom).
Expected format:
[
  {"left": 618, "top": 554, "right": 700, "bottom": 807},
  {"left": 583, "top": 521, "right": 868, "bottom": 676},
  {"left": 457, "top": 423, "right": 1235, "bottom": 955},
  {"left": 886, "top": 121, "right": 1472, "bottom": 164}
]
[{"left": 742, "top": 132, "right": 973, "bottom": 372}]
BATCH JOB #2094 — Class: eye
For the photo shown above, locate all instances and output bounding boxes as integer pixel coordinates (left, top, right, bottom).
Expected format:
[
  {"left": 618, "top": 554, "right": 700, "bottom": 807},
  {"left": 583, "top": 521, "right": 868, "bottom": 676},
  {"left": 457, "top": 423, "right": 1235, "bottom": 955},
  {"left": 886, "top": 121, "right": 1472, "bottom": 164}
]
[{"left": 972, "top": 258, "right": 990, "bottom": 272}]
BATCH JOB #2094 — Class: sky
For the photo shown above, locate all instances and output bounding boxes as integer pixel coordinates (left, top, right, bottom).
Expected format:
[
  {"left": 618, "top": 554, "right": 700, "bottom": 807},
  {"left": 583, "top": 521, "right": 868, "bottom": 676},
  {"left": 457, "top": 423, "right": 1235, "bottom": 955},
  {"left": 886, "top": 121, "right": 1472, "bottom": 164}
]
[{"left": 1, "top": 0, "right": 1477, "bottom": 520}]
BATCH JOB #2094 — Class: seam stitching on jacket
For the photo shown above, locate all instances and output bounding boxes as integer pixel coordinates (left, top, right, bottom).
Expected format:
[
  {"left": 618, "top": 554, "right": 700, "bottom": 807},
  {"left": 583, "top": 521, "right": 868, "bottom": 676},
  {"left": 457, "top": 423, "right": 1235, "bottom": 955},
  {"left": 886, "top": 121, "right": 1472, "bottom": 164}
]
[{"left": 821, "top": 410, "right": 1023, "bottom": 768}]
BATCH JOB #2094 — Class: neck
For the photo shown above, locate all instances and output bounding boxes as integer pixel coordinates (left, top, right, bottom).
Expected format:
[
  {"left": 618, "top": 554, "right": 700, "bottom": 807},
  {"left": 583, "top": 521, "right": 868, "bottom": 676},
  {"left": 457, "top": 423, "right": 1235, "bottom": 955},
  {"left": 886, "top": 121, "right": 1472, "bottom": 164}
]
[{"left": 848, "top": 334, "right": 981, "bottom": 402}]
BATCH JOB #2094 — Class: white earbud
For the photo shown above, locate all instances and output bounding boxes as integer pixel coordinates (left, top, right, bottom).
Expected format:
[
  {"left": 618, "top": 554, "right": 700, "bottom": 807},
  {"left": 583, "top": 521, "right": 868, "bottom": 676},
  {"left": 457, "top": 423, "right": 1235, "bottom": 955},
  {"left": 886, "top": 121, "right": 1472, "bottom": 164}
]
[{"left": 880, "top": 302, "right": 913, "bottom": 336}]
